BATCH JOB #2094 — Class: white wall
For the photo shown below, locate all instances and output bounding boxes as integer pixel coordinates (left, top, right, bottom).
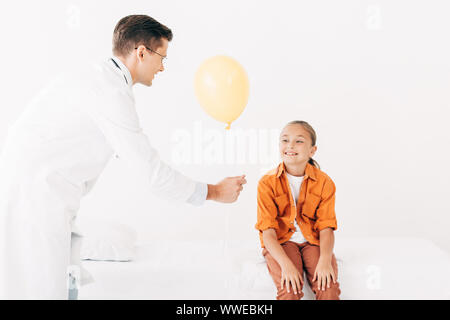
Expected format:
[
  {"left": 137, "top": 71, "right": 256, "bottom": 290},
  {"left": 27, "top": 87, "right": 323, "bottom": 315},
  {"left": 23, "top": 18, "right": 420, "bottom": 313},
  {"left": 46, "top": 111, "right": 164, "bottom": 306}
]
[{"left": 1, "top": 0, "right": 449, "bottom": 253}]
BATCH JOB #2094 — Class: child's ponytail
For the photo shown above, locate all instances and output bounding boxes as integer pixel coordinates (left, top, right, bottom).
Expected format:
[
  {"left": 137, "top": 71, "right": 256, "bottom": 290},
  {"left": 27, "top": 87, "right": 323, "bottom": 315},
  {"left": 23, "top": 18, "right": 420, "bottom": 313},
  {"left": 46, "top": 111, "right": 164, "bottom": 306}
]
[{"left": 308, "top": 157, "right": 320, "bottom": 170}]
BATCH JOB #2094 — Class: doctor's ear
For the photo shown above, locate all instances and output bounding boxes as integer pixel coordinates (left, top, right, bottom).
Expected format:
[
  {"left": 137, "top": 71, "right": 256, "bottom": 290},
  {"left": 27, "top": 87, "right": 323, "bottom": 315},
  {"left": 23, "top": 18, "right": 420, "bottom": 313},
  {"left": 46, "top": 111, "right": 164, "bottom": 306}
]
[{"left": 134, "top": 45, "right": 146, "bottom": 60}]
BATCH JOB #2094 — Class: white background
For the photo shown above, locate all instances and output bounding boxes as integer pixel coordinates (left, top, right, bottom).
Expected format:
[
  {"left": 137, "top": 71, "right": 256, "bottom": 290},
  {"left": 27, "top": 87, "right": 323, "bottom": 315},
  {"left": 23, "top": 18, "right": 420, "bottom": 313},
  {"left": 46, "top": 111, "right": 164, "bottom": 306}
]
[{"left": 1, "top": 0, "right": 449, "bottom": 254}]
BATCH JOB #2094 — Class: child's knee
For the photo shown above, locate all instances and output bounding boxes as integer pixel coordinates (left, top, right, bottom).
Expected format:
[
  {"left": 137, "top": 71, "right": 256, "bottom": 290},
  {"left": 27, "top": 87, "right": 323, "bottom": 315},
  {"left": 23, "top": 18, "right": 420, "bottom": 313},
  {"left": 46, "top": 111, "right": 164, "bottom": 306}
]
[
  {"left": 314, "top": 281, "right": 341, "bottom": 300},
  {"left": 277, "top": 287, "right": 304, "bottom": 300}
]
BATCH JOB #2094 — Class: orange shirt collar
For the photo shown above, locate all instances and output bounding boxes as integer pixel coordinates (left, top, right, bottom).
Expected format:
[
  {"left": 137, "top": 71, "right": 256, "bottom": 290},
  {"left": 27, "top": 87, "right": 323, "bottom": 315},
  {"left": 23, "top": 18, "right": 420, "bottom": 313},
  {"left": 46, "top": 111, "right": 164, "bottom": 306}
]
[{"left": 276, "top": 161, "right": 317, "bottom": 181}]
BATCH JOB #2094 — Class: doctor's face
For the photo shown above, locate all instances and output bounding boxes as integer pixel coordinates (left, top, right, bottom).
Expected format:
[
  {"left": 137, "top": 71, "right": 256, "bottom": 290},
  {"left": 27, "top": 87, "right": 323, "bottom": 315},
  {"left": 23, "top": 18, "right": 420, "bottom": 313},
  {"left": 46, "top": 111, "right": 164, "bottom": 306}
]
[{"left": 135, "top": 38, "right": 168, "bottom": 86}]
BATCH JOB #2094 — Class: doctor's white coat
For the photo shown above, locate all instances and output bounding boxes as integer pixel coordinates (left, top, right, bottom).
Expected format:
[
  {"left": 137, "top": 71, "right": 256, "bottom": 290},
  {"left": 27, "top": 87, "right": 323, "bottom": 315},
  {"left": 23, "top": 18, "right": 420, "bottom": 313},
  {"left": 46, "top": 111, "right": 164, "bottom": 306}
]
[{"left": 0, "top": 57, "right": 204, "bottom": 299}]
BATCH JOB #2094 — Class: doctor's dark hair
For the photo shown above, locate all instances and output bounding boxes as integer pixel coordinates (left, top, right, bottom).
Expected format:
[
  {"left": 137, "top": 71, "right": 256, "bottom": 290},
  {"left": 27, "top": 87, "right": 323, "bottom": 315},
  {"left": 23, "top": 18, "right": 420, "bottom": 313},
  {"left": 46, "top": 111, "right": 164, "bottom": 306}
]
[
  {"left": 283, "top": 120, "right": 320, "bottom": 169},
  {"left": 113, "top": 15, "right": 173, "bottom": 57}
]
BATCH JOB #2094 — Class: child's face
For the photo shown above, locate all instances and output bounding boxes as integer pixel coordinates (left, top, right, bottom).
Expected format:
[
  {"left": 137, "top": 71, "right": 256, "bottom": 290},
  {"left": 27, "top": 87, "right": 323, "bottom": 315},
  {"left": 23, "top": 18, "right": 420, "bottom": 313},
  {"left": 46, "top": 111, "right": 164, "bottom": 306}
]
[{"left": 279, "top": 124, "right": 317, "bottom": 167}]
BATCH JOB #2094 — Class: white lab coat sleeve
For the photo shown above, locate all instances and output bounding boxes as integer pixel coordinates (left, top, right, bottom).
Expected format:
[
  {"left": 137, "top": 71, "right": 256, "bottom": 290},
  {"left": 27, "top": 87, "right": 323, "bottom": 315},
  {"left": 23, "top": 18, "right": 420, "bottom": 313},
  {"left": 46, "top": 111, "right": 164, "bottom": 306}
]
[
  {"left": 187, "top": 182, "right": 208, "bottom": 206},
  {"left": 86, "top": 87, "right": 204, "bottom": 204}
]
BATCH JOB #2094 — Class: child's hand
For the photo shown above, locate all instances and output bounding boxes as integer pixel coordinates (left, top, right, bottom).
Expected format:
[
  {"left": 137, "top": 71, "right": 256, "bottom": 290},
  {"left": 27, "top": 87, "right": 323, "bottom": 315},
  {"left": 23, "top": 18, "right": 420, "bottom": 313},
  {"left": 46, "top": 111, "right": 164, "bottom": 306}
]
[
  {"left": 312, "top": 257, "right": 337, "bottom": 291},
  {"left": 280, "top": 261, "right": 304, "bottom": 295}
]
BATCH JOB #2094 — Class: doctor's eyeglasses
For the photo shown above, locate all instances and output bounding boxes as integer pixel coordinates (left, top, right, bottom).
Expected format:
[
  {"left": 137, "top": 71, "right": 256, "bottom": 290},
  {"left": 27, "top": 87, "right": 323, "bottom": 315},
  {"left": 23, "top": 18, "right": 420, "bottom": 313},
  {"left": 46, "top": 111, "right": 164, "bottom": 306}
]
[{"left": 135, "top": 46, "right": 167, "bottom": 64}]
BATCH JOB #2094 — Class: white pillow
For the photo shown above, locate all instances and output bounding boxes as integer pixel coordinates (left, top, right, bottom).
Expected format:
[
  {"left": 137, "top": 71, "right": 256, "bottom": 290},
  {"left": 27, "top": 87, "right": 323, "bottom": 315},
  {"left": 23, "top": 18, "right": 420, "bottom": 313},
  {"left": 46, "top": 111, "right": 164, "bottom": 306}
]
[{"left": 78, "top": 219, "right": 137, "bottom": 262}]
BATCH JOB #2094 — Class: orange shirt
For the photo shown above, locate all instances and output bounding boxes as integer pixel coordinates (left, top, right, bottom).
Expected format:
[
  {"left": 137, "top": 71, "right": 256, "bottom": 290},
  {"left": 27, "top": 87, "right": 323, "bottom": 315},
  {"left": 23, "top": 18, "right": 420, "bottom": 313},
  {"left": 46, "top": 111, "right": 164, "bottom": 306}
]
[{"left": 255, "top": 162, "right": 338, "bottom": 248}]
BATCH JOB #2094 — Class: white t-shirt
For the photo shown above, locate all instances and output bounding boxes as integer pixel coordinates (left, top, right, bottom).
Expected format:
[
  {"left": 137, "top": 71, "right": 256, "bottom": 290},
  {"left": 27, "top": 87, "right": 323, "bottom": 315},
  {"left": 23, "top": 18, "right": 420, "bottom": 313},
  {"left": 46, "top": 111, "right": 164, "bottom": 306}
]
[{"left": 286, "top": 172, "right": 308, "bottom": 244}]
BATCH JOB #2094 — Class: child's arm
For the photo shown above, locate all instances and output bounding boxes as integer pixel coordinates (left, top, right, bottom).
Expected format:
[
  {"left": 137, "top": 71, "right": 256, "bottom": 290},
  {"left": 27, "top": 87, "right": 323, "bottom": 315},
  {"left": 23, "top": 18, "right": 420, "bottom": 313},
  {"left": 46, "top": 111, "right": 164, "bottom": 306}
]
[
  {"left": 263, "top": 228, "right": 304, "bottom": 294},
  {"left": 311, "top": 177, "right": 338, "bottom": 291},
  {"left": 313, "top": 227, "right": 337, "bottom": 291},
  {"left": 319, "top": 227, "right": 335, "bottom": 260}
]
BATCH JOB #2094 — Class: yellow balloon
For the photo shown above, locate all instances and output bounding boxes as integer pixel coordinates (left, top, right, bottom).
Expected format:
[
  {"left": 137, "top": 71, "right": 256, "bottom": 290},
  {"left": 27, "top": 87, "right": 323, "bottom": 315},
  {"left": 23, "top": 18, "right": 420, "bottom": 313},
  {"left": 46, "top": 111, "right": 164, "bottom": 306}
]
[{"left": 194, "top": 55, "right": 249, "bottom": 130}]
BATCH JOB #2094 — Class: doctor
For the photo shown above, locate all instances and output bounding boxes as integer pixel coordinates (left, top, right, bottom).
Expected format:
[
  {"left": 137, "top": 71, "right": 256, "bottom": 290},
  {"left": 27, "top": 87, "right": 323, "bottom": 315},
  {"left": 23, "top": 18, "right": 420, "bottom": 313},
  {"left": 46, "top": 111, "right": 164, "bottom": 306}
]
[{"left": 0, "top": 14, "right": 247, "bottom": 299}]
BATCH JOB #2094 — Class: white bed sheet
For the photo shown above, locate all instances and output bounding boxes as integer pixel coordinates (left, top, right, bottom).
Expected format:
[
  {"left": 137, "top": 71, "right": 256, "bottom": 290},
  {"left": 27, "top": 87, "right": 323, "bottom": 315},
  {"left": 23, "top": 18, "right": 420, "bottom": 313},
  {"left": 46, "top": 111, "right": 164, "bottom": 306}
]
[
  {"left": 78, "top": 237, "right": 450, "bottom": 300},
  {"left": 79, "top": 240, "right": 236, "bottom": 300}
]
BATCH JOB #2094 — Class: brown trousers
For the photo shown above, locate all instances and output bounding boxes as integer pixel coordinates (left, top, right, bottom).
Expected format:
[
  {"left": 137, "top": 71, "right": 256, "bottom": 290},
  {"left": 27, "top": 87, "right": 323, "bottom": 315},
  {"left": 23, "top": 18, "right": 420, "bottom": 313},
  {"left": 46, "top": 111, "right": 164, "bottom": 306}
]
[{"left": 263, "top": 241, "right": 341, "bottom": 300}]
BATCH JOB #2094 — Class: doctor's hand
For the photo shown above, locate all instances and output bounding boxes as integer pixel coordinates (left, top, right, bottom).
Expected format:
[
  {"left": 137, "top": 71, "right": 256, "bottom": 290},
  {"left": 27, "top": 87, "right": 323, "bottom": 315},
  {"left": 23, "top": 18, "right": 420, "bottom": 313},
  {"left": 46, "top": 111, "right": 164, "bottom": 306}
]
[{"left": 207, "top": 175, "right": 247, "bottom": 203}]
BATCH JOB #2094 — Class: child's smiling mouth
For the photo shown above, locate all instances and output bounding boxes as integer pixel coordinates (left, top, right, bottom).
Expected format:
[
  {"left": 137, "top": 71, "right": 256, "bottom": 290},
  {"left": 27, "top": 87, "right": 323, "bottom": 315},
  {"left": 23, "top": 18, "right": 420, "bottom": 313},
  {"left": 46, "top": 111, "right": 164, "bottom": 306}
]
[{"left": 284, "top": 152, "right": 298, "bottom": 156}]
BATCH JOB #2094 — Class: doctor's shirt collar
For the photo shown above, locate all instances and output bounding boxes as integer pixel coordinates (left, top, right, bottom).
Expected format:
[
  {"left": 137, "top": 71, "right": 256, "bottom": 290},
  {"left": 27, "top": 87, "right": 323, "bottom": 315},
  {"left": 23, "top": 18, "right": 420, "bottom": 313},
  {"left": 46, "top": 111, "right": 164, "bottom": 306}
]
[{"left": 110, "top": 56, "right": 133, "bottom": 88}]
